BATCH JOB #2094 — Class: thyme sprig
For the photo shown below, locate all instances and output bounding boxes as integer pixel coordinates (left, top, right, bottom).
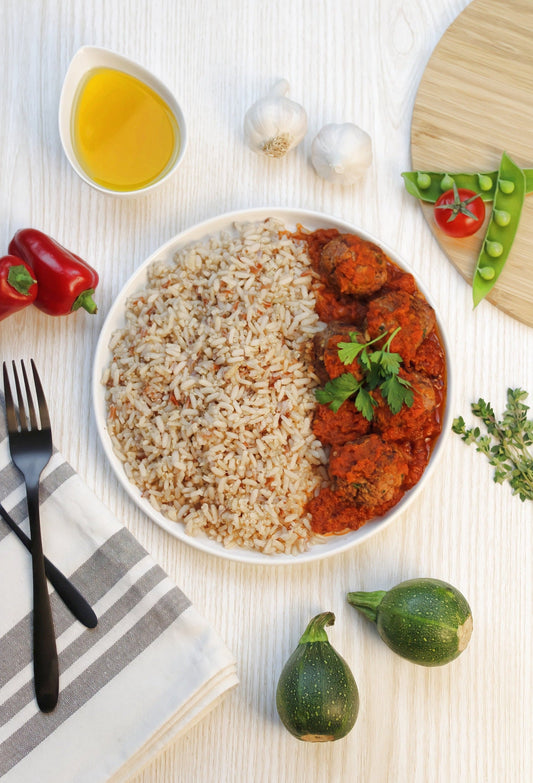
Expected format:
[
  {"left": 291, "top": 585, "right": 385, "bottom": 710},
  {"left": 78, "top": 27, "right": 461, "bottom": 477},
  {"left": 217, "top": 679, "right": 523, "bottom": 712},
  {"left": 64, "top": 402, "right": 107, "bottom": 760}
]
[
  {"left": 315, "top": 327, "right": 413, "bottom": 421},
  {"left": 452, "top": 388, "right": 533, "bottom": 502}
]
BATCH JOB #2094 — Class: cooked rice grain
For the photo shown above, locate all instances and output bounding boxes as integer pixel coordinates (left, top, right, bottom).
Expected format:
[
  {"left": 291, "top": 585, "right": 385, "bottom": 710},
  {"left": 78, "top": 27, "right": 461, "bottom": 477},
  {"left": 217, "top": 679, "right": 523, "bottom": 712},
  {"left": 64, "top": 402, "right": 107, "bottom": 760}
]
[{"left": 103, "top": 218, "right": 329, "bottom": 555}]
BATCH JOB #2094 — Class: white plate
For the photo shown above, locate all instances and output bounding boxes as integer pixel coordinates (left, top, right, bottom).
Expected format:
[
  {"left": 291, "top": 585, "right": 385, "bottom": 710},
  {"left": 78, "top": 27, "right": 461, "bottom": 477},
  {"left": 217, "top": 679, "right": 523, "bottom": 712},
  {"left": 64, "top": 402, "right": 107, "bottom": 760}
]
[{"left": 92, "top": 207, "right": 453, "bottom": 565}]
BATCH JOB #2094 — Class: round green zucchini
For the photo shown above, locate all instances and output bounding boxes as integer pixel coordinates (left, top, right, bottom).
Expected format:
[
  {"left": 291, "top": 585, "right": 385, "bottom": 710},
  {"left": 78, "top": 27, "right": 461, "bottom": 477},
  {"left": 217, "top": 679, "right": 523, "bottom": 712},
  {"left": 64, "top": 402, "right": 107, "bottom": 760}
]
[
  {"left": 347, "top": 578, "right": 473, "bottom": 666},
  {"left": 276, "top": 612, "right": 359, "bottom": 741}
]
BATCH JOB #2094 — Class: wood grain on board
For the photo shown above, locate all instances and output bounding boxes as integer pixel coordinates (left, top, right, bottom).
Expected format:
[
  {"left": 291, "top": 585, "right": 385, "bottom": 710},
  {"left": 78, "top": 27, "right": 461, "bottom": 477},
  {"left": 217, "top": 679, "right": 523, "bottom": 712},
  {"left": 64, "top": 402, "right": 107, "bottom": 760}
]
[{"left": 411, "top": 0, "right": 533, "bottom": 326}]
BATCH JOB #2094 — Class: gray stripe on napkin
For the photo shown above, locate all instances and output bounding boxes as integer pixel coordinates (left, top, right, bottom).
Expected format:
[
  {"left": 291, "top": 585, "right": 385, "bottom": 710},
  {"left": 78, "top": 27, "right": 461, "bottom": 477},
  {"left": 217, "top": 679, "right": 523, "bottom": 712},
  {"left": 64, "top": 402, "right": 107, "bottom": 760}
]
[
  {"left": 0, "top": 585, "right": 188, "bottom": 776},
  {"left": 60, "top": 566, "right": 190, "bottom": 674},
  {"left": 1, "top": 562, "right": 188, "bottom": 723},
  {"left": 0, "top": 527, "right": 154, "bottom": 685},
  {"left": 0, "top": 456, "right": 76, "bottom": 540}
]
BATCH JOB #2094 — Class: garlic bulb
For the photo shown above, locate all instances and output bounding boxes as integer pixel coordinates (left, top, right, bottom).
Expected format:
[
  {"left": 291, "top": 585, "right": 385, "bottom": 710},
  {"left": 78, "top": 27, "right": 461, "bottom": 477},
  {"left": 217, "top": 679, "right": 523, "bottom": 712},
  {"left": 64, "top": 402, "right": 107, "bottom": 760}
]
[
  {"left": 311, "top": 122, "right": 372, "bottom": 185},
  {"left": 244, "top": 79, "right": 307, "bottom": 158}
]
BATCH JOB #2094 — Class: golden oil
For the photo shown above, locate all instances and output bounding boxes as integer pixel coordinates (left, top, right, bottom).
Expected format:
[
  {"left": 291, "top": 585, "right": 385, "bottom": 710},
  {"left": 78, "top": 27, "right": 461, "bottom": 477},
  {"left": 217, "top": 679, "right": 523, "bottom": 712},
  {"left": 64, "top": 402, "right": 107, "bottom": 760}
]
[{"left": 72, "top": 67, "right": 179, "bottom": 191}]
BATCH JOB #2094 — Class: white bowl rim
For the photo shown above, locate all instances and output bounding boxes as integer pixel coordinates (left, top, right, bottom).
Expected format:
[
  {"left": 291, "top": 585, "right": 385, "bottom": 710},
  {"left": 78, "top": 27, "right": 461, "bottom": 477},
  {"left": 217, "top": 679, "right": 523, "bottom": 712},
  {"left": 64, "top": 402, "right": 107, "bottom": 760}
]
[
  {"left": 58, "top": 44, "right": 188, "bottom": 197},
  {"left": 92, "top": 206, "right": 454, "bottom": 565}
]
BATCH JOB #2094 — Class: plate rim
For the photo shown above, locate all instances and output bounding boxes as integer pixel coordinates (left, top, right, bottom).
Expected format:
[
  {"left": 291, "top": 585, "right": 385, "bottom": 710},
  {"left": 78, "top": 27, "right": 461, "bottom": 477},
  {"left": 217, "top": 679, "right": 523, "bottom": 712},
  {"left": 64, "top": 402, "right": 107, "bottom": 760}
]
[{"left": 92, "top": 206, "right": 454, "bottom": 565}]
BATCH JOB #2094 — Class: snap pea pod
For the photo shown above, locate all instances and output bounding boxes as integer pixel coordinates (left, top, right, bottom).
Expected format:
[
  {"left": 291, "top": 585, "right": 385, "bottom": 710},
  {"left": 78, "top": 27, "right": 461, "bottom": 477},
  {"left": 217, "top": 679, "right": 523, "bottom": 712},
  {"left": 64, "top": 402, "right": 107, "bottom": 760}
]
[
  {"left": 402, "top": 168, "right": 533, "bottom": 203},
  {"left": 472, "top": 152, "right": 526, "bottom": 307}
]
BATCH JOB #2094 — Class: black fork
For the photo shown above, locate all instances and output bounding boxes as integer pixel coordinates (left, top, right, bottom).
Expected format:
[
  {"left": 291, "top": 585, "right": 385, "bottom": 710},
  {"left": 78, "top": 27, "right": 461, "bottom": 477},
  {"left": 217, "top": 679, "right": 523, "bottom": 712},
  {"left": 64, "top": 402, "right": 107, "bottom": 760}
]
[{"left": 3, "top": 360, "right": 59, "bottom": 712}]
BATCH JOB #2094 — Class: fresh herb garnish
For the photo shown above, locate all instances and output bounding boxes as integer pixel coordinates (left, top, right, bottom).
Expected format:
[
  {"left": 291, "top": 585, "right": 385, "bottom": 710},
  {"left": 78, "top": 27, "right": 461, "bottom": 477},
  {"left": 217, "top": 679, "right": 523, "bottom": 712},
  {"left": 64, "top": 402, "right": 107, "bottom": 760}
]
[
  {"left": 315, "top": 327, "right": 414, "bottom": 421},
  {"left": 452, "top": 388, "right": 533, "bottom": 502}
]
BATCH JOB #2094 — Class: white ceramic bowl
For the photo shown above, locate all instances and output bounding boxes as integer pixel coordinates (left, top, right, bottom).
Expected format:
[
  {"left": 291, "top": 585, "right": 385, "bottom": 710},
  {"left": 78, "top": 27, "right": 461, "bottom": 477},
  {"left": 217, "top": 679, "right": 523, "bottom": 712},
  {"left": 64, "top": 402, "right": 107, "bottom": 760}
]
[
  {"left": 58, "top": 45, "right": 187, "bottom": 196},
  {"left": 92, "top": 207, "right": 453, "bottom": 565}
]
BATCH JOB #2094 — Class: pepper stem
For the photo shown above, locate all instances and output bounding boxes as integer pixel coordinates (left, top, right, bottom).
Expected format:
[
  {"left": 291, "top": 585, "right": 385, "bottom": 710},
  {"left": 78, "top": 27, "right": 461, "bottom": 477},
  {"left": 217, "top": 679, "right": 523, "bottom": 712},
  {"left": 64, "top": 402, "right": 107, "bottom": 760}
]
[
  {"left": 298, "top": 612, "right": 335, "bottom": 644},
  {"left": 346, "top": 590, "right": 387, "bottom": 624},
  {"left": 71, "top": 288, "right": 98, "bottom": 314},
  {"left": 7, "top": 264, "right": 36, "bottom": 295}
]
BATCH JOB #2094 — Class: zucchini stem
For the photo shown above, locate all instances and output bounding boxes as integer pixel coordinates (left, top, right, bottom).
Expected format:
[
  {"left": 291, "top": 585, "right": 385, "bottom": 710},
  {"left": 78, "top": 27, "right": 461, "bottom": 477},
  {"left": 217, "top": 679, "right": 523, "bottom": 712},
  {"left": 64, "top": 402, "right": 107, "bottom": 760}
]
[
  {"left": 298, "top": 612, "right": 335, "bottom": 644},
  {"left": 346, "top": 590, "right": 387, "bottom": 624}
]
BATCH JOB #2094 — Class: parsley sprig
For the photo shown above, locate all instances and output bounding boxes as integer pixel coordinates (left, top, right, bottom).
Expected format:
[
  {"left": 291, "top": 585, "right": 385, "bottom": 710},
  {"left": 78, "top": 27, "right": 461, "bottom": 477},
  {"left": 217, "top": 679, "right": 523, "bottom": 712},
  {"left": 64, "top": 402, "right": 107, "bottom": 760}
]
[
  {"left": 315, "top": 327, "right": 414, "bottom": 421},
  {"left": 452, "top": 388, "right": 533, "bottom": 502}
]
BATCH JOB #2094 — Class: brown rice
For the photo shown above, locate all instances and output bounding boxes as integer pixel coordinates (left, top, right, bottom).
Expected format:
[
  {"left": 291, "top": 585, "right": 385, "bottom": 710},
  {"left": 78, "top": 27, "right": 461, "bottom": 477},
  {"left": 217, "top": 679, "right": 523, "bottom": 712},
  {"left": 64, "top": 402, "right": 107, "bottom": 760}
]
[{"left": 102, "top": 218, "right": 329, "bottom": 555}]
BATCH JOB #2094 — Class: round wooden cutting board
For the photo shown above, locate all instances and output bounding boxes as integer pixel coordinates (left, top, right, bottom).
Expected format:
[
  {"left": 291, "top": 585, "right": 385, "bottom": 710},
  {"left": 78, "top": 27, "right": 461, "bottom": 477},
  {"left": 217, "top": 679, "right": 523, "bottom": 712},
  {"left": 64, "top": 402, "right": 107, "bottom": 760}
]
[{"left": 411, "top": 0, "right": 533, "bottom": 327}]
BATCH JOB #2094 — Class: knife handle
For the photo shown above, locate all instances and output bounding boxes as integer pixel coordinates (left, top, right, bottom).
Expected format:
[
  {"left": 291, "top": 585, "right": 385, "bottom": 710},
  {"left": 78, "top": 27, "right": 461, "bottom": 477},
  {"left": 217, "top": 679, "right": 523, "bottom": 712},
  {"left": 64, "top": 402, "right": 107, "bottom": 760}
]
[{"left": 0, "top": 503, "right": 97, "bottom": 629}]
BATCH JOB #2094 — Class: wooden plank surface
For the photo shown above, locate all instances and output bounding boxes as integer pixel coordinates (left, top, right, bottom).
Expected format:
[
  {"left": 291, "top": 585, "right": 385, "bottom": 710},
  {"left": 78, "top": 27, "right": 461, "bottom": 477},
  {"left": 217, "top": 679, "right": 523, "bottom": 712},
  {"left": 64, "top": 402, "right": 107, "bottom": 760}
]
[{"left": 411, "top": 0, "right": 533, "bottom": 326}]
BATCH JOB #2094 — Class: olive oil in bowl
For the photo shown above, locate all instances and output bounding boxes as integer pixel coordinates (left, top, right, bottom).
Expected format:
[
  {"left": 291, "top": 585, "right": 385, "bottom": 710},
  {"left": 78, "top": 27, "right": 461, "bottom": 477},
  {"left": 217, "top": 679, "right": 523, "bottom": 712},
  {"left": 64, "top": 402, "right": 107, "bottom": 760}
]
[{"left": 71, "top": 67, "right": 180, "bottom": 192}]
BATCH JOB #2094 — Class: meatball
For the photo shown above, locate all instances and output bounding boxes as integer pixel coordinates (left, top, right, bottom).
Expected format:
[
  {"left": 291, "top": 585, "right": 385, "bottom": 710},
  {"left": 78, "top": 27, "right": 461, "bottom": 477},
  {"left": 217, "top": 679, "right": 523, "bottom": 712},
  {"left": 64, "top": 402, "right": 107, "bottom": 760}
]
[
  {"left": 314, "top": 282, "right": 368, "bottom": 325},
  {"left": 366, "top": 290, "right": 436, "bottom": 363},
  {"left": 382, "top": 264, "right": 417, "bottom": 295},
  {"left": 412, "top": 331, "right": 446, "bottom": 378},
  {"left": 319, "top": 235, "right": 388, "bottom": 297},
  {"left": 313, "top": 323, "right": 365, "bottom": 383},
  {"left": 312, "top": 400, "right": 371, "bottom": 447},
  {"left": 329, "top": 434, "right": 409, "bottom": 508},
  {"left": 372, "top": 370, "right": 441, "bottom": 442},
  {"left": 307, "top": 487, "right": 369, "bottom": 534},
  {"left": 403, "top": 439, "right": 431, "bottom": 490}
]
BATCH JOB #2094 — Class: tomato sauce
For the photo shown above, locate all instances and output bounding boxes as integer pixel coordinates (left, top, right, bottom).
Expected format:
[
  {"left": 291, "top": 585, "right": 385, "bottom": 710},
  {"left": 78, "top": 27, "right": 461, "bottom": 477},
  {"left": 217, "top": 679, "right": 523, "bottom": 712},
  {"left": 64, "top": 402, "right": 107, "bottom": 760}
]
[{"left": 294, "top": 227, "right": 447, "bottom": 536}]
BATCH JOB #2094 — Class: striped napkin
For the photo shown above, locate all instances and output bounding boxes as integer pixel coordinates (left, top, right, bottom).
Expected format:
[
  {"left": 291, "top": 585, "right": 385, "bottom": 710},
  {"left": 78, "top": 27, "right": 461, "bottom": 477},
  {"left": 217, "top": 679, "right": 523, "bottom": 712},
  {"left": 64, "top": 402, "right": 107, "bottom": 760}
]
[{"left": 0, "top": 395, "right": 238, "bottom": 783}]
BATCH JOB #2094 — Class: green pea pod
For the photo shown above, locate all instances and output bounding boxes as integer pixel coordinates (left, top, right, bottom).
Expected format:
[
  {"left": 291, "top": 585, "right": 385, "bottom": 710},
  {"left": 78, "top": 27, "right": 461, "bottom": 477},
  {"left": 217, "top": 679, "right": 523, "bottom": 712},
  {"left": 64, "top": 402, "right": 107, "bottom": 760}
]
[
  {"left": 472, "top": 153, "right": 526, "bottom": 307},
  {"left": 401, "top": 168, "right": 533, "bottom": 203}
]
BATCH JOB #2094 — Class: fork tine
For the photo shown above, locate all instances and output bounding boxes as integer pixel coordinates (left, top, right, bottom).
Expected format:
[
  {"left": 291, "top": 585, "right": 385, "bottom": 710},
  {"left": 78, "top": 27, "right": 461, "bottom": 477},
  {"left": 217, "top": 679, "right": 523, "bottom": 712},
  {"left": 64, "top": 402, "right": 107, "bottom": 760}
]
[
  {"left": 2, "top": 362, "right": 19, "bottom": 433},
  {"left": 13, "top": 361, "right": 29, "bottom": 430},
  {"left": 20, "top": 360, "right": 38, "bottom": 430},
  {"left": 30, "top": 359, "right": 50, "bottom": 430}
]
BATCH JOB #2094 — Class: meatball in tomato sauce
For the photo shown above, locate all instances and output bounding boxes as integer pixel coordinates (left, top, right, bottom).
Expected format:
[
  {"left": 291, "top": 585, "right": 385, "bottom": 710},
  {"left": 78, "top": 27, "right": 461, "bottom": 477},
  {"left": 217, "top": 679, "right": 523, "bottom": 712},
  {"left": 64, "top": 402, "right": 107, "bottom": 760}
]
[
  {"left": 312, "top": 400, "right": 370, "bottom": 447},
  {"left": 313, "top": 323, "right": 365, "bottom": 384},
  {"left": 412, "top": 332, "right": 446, "bottom": 378},
  {"left": 314, "top": 283, "right": 368, "bottom": 325},
  {"left": 366, "top": 290, "right": 436, "bottom": 363},
  {"left": 319, "top": 235, "right": 388, "bottom": 297},
  {"left": 294, "top": 226, "right": 447, "bottom": 538},
  {"left": 372, "top": 370, "right": 442, "bottom": 442},
  {"left": 329, "top": 434, "right": 409, "bottom": 509}
]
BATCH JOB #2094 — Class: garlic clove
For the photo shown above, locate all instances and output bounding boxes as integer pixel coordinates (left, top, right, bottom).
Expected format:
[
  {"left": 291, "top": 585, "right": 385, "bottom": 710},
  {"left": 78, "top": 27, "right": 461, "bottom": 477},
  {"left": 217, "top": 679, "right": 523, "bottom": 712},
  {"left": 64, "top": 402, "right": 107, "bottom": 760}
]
[
  {"left": 244, "top": 79, "right": 307, "bottom": 159},
  {"left": 311, "top": 122, "right": 372, "bottom": 185}
]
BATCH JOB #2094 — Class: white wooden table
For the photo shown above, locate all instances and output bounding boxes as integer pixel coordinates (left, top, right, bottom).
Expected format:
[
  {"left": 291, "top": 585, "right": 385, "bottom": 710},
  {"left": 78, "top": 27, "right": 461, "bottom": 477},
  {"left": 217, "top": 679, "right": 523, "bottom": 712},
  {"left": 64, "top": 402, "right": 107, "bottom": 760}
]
[{"left": 1, "top": 1, "right": 532, "bottom": 781}]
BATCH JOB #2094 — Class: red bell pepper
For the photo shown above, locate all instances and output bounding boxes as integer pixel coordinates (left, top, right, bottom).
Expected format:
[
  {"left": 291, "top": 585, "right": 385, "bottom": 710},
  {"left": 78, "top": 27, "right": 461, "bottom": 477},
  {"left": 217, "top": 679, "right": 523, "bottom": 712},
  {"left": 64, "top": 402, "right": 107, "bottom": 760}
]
[
  {"left": 8, "top": 228, "right": 99, "bottom": 316},
  {"left": 0, "top": 255, "right": 38, "bottom": 321}
]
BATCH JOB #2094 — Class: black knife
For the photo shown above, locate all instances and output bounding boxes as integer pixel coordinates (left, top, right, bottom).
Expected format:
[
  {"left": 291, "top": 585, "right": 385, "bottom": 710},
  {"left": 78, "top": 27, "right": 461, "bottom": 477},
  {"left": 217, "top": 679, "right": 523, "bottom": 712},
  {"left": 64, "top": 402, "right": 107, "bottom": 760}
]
[{"left": 0, "top": 502, "right": 98, "bottom": 629}]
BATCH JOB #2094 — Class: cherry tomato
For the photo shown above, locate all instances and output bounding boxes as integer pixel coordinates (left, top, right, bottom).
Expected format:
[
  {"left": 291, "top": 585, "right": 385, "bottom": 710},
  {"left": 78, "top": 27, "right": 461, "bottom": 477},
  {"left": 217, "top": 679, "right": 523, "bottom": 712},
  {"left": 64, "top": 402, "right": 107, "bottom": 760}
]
[{"left": 434, "top": 185, "right": 486, "bottom": 238}]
